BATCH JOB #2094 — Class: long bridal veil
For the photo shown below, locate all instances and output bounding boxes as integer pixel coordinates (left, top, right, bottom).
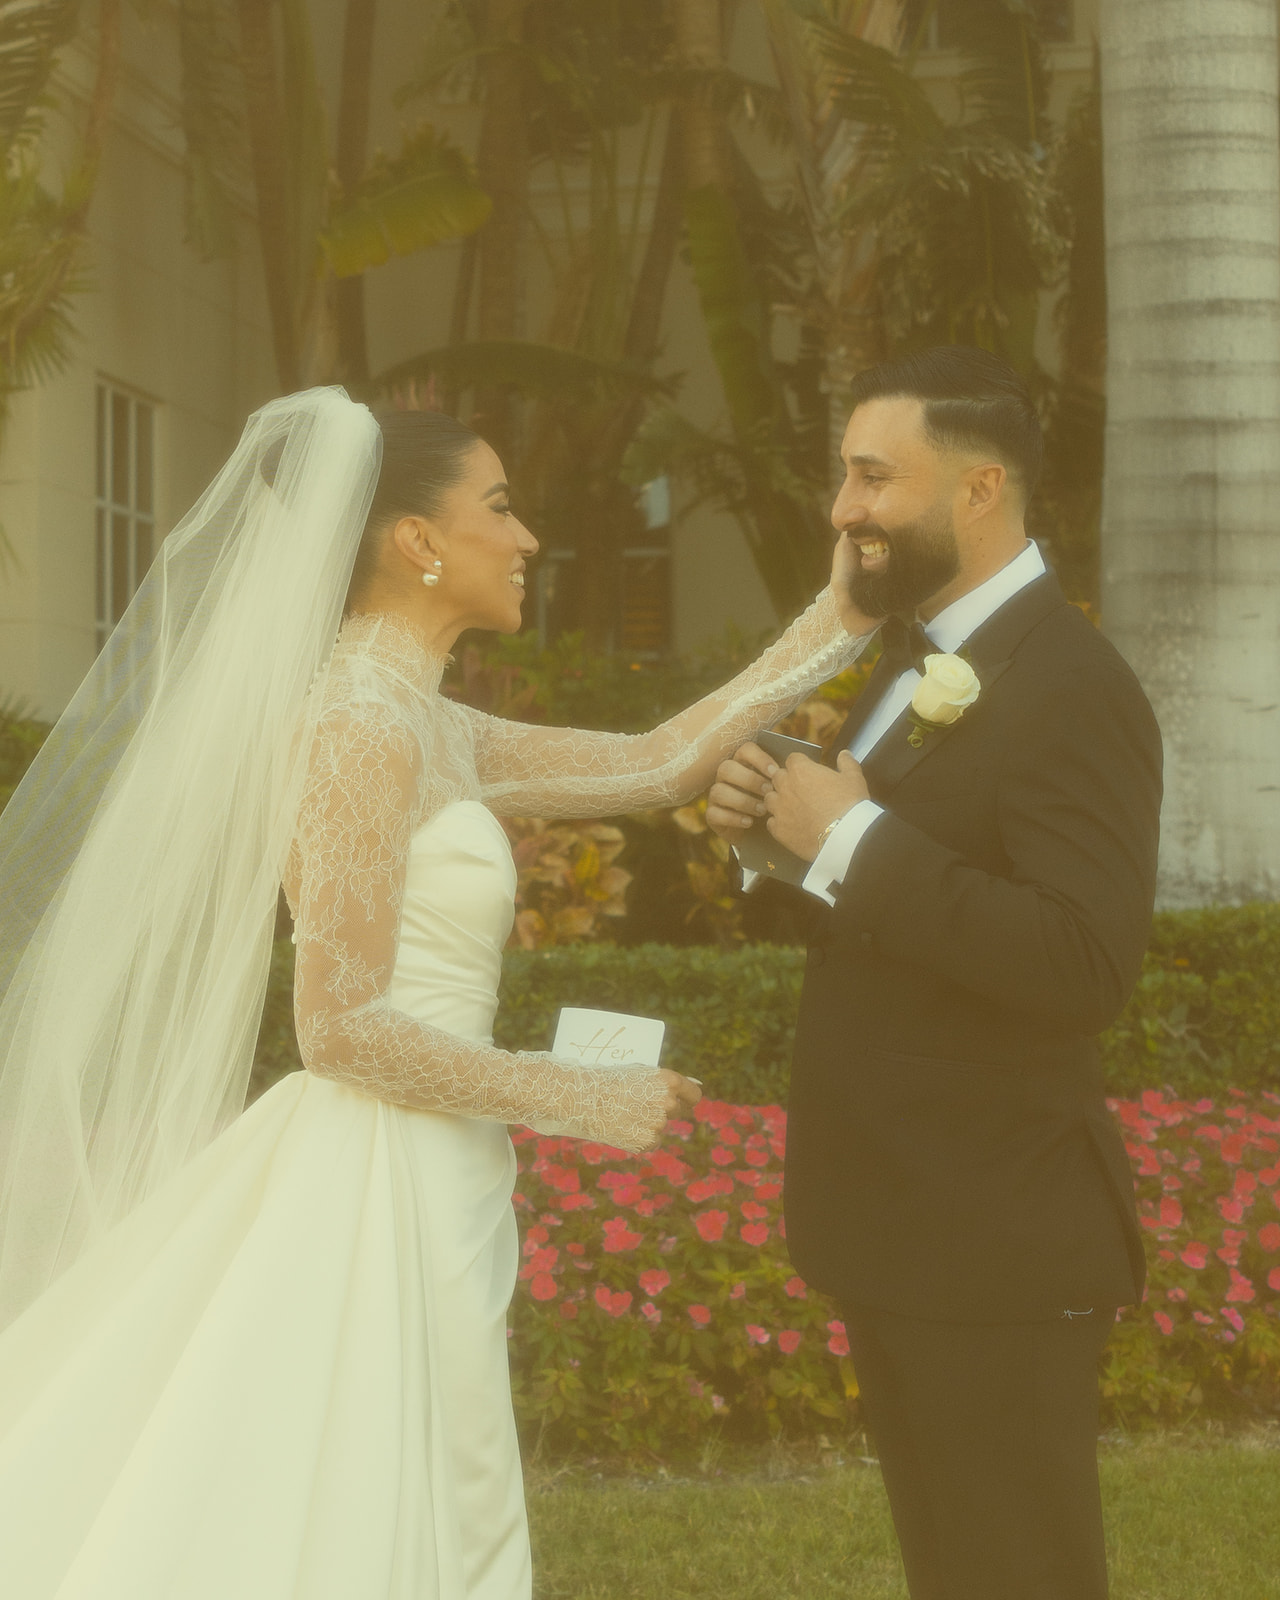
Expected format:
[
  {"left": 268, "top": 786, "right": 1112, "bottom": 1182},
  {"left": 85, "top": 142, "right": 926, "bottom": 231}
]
[{"left": 0, "top": 388, "right": 382, "bottom": 1331}]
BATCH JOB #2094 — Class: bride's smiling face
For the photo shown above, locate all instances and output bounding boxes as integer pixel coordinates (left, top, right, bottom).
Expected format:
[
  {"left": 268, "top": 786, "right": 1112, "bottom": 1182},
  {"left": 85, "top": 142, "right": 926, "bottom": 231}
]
[{"left": 397, "top": 440, "right": 539, "bottom": 637}]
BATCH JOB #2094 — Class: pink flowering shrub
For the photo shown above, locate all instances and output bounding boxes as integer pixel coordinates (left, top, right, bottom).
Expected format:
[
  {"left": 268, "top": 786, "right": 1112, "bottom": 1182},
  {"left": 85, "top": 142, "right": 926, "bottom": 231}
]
[
  {"left": 1103, "top": 1086, "right": 1280, "bottom": 1423},
  {"left": 506, "top": 1089, "right": 1280, "bottom": 1453}
]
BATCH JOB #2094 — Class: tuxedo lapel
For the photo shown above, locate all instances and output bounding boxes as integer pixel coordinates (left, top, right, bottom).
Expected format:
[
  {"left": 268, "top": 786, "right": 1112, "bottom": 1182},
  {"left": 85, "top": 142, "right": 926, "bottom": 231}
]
[
  {"left": 822, "top": 646, "right": 899, "bottom": 768},
  {"left": 858, "top": 570, "right": 1068, "bottom": 799}
]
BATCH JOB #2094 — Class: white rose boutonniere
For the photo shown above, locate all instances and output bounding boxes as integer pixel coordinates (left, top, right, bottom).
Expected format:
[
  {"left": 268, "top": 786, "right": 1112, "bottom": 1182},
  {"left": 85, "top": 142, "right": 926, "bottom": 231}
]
[{"left": 908, "top": 653, "right": 981, "bottom": 748}]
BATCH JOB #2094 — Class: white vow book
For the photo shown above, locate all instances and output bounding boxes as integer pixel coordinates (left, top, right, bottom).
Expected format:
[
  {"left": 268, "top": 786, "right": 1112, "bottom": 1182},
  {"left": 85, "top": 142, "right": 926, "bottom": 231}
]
[{"left": 551, "top": 1007, "right": 666, "bottom": 1070}]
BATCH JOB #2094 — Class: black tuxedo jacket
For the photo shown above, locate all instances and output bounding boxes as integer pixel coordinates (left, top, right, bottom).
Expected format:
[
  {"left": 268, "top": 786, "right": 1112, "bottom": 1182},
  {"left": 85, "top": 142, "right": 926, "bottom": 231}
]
[{"left": 782, "top": 571, "right": 1161, "bottom": 1322}]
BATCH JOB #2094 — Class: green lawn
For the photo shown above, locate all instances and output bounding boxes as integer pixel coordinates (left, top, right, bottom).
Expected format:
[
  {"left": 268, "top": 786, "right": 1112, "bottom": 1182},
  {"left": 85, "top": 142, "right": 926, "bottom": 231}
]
[{"left": 527, "top": 1431, "right": 1280, "bottom": 1600}]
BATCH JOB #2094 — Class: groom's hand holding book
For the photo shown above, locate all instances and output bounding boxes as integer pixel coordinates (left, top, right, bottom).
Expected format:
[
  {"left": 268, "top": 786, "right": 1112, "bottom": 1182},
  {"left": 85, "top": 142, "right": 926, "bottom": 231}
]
[{"left": 707, "top": 741, "right": 870, "bottom": 862}]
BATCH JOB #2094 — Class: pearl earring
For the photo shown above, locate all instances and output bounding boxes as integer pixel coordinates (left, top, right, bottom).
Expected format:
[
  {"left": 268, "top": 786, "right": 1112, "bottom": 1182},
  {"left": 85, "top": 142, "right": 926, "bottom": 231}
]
[{"left": 422, "top": 560, "right": 442, "bottom": 588}]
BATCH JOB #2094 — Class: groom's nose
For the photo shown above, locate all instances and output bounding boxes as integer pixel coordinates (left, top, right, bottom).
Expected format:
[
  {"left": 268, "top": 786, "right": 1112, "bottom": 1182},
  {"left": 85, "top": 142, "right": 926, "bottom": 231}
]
[{"left": 831, "top": 496, "right": 871, "bottom": 533}]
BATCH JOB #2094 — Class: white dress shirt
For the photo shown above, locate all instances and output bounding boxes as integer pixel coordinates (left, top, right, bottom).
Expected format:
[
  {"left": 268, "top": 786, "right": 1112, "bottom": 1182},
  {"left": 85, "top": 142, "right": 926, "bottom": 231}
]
[{"left": 737, "top": 541, "right": 1047, "bottom": 906}]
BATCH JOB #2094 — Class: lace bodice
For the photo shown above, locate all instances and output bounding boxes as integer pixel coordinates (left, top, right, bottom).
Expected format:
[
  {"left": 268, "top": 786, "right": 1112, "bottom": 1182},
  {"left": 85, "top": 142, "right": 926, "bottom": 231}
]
[{"left": 283, "top": 588, "right": 872, "bottom": 1151}]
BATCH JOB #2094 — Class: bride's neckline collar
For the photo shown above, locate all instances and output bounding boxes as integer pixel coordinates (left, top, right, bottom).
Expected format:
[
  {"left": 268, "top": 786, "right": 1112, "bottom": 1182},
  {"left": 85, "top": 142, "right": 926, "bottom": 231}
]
[{"left": 337, "top": 610, "right": 449, "bottom": 698}]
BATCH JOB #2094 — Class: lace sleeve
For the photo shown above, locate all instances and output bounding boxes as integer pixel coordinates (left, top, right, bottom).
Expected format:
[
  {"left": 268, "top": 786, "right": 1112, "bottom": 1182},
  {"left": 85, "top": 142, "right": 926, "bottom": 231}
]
[
  {"left": 285, "top": 695, "right": 669, "bottom": 1149},
  {"left": 465, "top": 586, "right": 874, "bottom": 817}
]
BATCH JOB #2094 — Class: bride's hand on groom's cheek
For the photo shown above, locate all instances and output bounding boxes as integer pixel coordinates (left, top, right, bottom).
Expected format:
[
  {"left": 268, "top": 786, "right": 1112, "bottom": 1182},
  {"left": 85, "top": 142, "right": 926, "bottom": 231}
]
[{"left": 764, "top": 750, "right": 869, "bottom": 861}]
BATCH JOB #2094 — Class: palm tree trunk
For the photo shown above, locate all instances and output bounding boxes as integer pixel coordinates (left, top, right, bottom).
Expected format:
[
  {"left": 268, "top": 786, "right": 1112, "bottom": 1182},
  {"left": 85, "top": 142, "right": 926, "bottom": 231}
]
[
  {"left": 473, "top": 0, "right": 530, "bottom": 460},
  {"left": 235, "top": 0, "right": 301, "bottom": 393},
  {"left": 333, "top": 0, "right": 376, "bottom": 386},
  {"left": 1100, "top": 0, "right": 1280, "bottom": 904}
]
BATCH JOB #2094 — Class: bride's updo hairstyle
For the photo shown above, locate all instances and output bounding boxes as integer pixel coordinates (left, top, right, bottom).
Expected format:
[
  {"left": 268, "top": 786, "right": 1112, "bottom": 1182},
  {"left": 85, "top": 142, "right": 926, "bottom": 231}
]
[{"left": 345, "top": 408, "right": 482, "bottom": 610}]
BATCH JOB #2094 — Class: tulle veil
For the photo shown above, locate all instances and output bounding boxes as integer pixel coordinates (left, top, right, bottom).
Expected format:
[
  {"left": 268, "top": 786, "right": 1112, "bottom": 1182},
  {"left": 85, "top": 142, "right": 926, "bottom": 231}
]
[{"left": 0, "top": 387, "right": 383, "bottom": 1330}]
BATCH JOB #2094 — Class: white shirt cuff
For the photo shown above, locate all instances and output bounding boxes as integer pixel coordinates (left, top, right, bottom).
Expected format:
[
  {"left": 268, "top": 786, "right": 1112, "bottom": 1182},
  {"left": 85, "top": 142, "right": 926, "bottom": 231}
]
[{"left": 800, "top": 800, "right": 885, "bottom": 907}]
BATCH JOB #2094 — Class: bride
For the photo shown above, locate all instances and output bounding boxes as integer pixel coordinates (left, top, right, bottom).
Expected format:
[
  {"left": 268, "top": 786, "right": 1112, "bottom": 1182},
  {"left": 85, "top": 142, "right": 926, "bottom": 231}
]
[{"left": 0, "top": 389, "right": 874, "bottom": 1598}]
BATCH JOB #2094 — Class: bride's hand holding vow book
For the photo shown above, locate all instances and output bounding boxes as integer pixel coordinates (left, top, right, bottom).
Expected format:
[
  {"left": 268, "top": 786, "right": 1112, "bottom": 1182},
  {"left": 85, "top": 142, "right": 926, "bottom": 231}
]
[{"left": 531, "top": 1008, "right": 701, "bottom": 1149}]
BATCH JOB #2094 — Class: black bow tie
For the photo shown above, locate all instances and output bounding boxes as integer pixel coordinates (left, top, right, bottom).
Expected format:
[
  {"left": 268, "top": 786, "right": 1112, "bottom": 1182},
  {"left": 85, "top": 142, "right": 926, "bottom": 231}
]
[{"left": 878, "top": 615, "right": 935, "bottom": 678}]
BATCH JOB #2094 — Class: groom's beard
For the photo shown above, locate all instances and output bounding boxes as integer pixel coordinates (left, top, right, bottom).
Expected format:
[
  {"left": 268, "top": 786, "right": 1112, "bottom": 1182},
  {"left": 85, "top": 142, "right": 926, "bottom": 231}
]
[{"left": 845, "top": 502, "right": 962, "bottom": 618}]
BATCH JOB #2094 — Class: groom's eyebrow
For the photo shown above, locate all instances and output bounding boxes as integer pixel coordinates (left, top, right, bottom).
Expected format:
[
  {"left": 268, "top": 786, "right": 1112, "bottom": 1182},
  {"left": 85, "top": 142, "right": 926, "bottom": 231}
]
[{"left": 845, "top": 453, "right": 894, "bottom": 470}]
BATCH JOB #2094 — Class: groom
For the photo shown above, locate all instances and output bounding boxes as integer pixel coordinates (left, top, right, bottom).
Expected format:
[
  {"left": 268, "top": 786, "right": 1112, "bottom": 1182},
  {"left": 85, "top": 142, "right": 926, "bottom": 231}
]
[{"left": 707, "top": 346, "right": 1160, "bottom": 1600}]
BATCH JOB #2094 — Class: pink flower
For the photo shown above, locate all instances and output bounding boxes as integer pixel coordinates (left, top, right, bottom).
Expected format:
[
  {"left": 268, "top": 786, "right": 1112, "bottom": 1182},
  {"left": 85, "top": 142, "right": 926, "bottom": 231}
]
[
  {"left": 1234, "top": 1170, "right": 1258, "bottom": 1199},
  {"left": 558, "top": 1193, "right": 595, "bottom": 1211},
  {"left": 1193, "top": 1311, "right": 1215, "bottom": 1325},
  {"left": 602, "top": 1217, "right": 644, "bottom": 1253},
  {"left": 827, "top": 1326, "right": 850, "bottom": 1358},
  {"left": 611, "top": 1183, "right": 647, "bottom": 1207},
  {"left": 1268, "top": 1268, "right": 1280, "bottom": 1293},
  {"left": 1221, "top": 1306, "right": 1245, "bottom": 1333},
  {"left": 594, "top": 1285, "right": 632, "bottom": 1318},
  {"left": 1153, "top": 1311, "right": 1173, "bottom": 1336},
  {"left": 710, "top": 1147, "right": 735, "bottom": 1167},
  {"left": 745, "top": 1324, "right": 770, "bottom": 1346},
  {"left": 741, "top": 1222, "right": 770, "bottom": 1247},
  {"left": 729, "top": 1281, "right": 746, "bottom": 1301},
  {"left": 1224, "top": 1268, "right": 1256, "bottom": 1304},
  {"left": 740, "top": 1200, "right": 769, "bottom": 1222},
  {"left": 1179, "top": 1241, "right": 1208, "bottom": 1269},
  {"left": 1218, "top": 1196, "right": 1246, "bottom": 1224},
  {"left": 744, "top": 1149, "right": 769, "bottom": 1168},
  {"left": 1257, "top": 1221, "right": 1280, "bottom": 1252},
  {"left": 716, "top": 1127, "right": 742, "bottom": 1147},
  {"left": 640, "top": 1301, "right": 661, "bottom": 1325},
  {"left": 694, "top": 1209, "right": 728, "bottom": 1243},
  {"left": 784, "top": 1276, "right": 808, "bottom": 1299},
  {"left": 1159, "top": 1196, "right": 1183, "bottom": 1228},
  {"left": 778, "top": 1330, "right": 802, "bottom": 1354},
  {"left": 686, "top": 1175, "right": 733, "bottom": 1203},
  {"left": 1167, "top": 1287, "right": 1188, "bottom": 1302},
  {"left": 524, "top": 1224, "right": 549, "bottom": 1247},
  {"left": 638, "top": 1268, "right": 670, "bottom": 1297},
  {"left": 688, "top": 1304, "right": 711, "bottom": 1327},
  {"left": 530, "top": 1272, "right": 558, "bottom": 1302},
  {"left": 756, "top": 1181, "right": 782, "bottom": 1200}
]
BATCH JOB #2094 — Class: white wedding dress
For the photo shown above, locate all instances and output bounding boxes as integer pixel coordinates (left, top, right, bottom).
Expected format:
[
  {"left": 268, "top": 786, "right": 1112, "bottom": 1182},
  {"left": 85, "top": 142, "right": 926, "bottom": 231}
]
[{"left": 0, "top": 596, "right": 866, "bottom": 1599}]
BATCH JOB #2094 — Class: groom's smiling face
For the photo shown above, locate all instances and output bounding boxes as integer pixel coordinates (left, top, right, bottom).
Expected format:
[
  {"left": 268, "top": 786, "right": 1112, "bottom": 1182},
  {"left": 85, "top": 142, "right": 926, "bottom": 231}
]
[{"left": 832, "top": 396, "right": 985, "bottom": 620}]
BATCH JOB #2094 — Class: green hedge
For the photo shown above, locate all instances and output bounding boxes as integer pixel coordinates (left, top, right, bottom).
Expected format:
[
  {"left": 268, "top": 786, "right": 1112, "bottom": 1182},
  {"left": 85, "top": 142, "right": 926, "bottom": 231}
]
[{"left": 255, "top": 904, "right": 1280, "bottom": 1103}]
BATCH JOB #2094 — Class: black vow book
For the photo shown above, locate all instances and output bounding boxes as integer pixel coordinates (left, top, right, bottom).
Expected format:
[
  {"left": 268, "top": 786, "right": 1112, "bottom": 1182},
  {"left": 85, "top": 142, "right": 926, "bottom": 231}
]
[{"left": 734, "top": 730, "right": 824, "bottom": 887}]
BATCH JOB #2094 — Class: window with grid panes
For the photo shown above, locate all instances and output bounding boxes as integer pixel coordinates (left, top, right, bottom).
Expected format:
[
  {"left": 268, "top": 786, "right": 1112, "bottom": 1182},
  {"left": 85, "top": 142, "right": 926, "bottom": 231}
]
[
  {"left": 95, "top": 385, "right": 156, "bottom": 650},
  {"left": 905, "top": 0, "right": 1073, "bottom": 49}
]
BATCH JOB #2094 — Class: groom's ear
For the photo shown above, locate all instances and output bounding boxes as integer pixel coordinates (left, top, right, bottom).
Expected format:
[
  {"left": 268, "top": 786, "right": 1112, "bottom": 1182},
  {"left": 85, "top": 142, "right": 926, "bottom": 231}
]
[{"left": 963, "top": 462, "right": 1006, "bottom": 517}]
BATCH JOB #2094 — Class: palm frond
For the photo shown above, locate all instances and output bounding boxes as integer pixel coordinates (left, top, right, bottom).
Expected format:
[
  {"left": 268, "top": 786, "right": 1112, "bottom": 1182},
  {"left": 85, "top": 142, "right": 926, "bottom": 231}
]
[
  {"left": 321, "top": 124, "right": 491, "bottom": 278},
  {"left": 174, "top": 0, "right": 247, "bottom": 260},
  {"left": 0, "top": 0, "right": 79, "bottom": 151},
  {"left": 807, "top": 18, "right": 942, "bottom": 156},
  {"left": 948, "top": 0, "right": 1048, "bottom": 149},
  {"left": 372, "top": 339, "right": 676, "bottom": 404}
]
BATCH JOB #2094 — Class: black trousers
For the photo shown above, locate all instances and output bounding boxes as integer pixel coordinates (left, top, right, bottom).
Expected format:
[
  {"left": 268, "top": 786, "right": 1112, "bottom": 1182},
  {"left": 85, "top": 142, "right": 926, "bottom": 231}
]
[{"left": 841, "top": 1301, "right": 1116, "bottom": 1600}]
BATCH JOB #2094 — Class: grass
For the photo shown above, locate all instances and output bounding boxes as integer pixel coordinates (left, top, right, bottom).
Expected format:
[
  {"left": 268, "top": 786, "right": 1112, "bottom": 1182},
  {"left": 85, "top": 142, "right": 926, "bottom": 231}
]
[{"left": 526, "top": 1429, "right": 1280, "bottom": 1600}]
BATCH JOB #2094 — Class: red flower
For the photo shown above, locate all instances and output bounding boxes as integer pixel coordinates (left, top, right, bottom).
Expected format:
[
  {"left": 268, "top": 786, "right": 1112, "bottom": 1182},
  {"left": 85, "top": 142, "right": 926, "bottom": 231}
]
[
  {"left": 694, "top": 1209, "right": 728, "bottom": 1243},
  {"left": 559, "top": 1300, "right": 578, "bottom": 1320},
  {"left": 1259, "top": 1222, "right": 1280, "bottom": 1253},
  {"left": 755, "top": 1182, "right": 782, "bottom": 1200},
  {"left": 827, "top": 1324, "right": 850, "bottom": 1358},
  {"left": 594, "top": 1285, "right": 632, "bottom": 1317},
  {"left": 1159, "top": 1196, "right": 1182, "bottom": 1228},
  {"left": 710, "top": 1148, "right": 735, "bottom": 1167},
  {"left": 1260, "top": 1163, "right": 1280, "bottom": 1186},
  {"left": 740, "top": 1201, "right": 769, "bottom": 1222},
  {"left": 646, "top": 1150, "right": 691, "bottom": 1185},
  {"left": 687, "top": 1176, "right": 731, "bottom": 1204},
  {"left": 1234, "top": 1170, "right": 1258, "bottom": 1198},
  {"left": 784, "top": 1276, "right": 808, "bottom": 1299},
  {"left": 1193, "top": 1310, "right": 1215, "bottom": 1325},
  {"left": 1268, "top": 1268, "right": 1280, "bottom": 1293},
  {"left": 716, "top": 1127, "right": 742, "bottom": 1147},
  {"left": 640, "top": 1301, "right": 661, "bottom": 1325},
  {"left": 1153, "top": 1311, "right": 1173, "bottom": 1336},
  {"left": 745, "top": 1324, "right": 770, "bottom": 1346},
  {"left": 638, "top": 1268, "right": 671, "bottom": 1297},
  {"left": 744, "top": 1149, "right": 769, "bottom": 1168},
  {"left": 524, "top": 1225, "right": 549, "bottom": 1247},
  {"left": 1179, "top": 1242, "right": 1208, "bottom": 1269},
  {"left": 530, "top": 1272, "right": 558, "bottom": 1302},
  {"left": 729, "top": 1281, "right": 746, "bottom": 1301},
  {"left": 558, "top": 1194, "right": 595, "bottom": 1211},
  {"left": 610, "top": 1183, "right": 647, "bottom": 1207},
  {"left": 688, "top": 1304, "right": 712, "bottom": 1327},
  {"left": 741, "top": 1222, "right": 770, "bottom": 1246},
  {"left": 602, "top": 1217, "right": 644, "bottom": 1253},
  {"left": 1217, "top": 1195, "right": 1245, "bottom": 1224},
  {"left": 520, "top": 1245, "right": 558, "bottom": 1278},
  {"left": 1224, "top": 1268, "right": 1256, "bottom": 1304},
  {"left": 778, "top": 1330, "right": 802, "bottom": 1354},
  {"left": 565, "top": 1241, "right": 585, "bottom": 1256},
  {"left": 1167, "top": 1286, "right": 1188, "bottom": 1302},
  {"left": 1221, "top": 1305, "right": 1245, "bottom": 1332}
]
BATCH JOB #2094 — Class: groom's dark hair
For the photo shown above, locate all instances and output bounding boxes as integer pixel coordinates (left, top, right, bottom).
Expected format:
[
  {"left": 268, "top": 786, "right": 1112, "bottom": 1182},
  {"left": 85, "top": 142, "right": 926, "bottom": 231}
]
[{"left": 848, "top": 346, "right": 1044, "bottom": 505}]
